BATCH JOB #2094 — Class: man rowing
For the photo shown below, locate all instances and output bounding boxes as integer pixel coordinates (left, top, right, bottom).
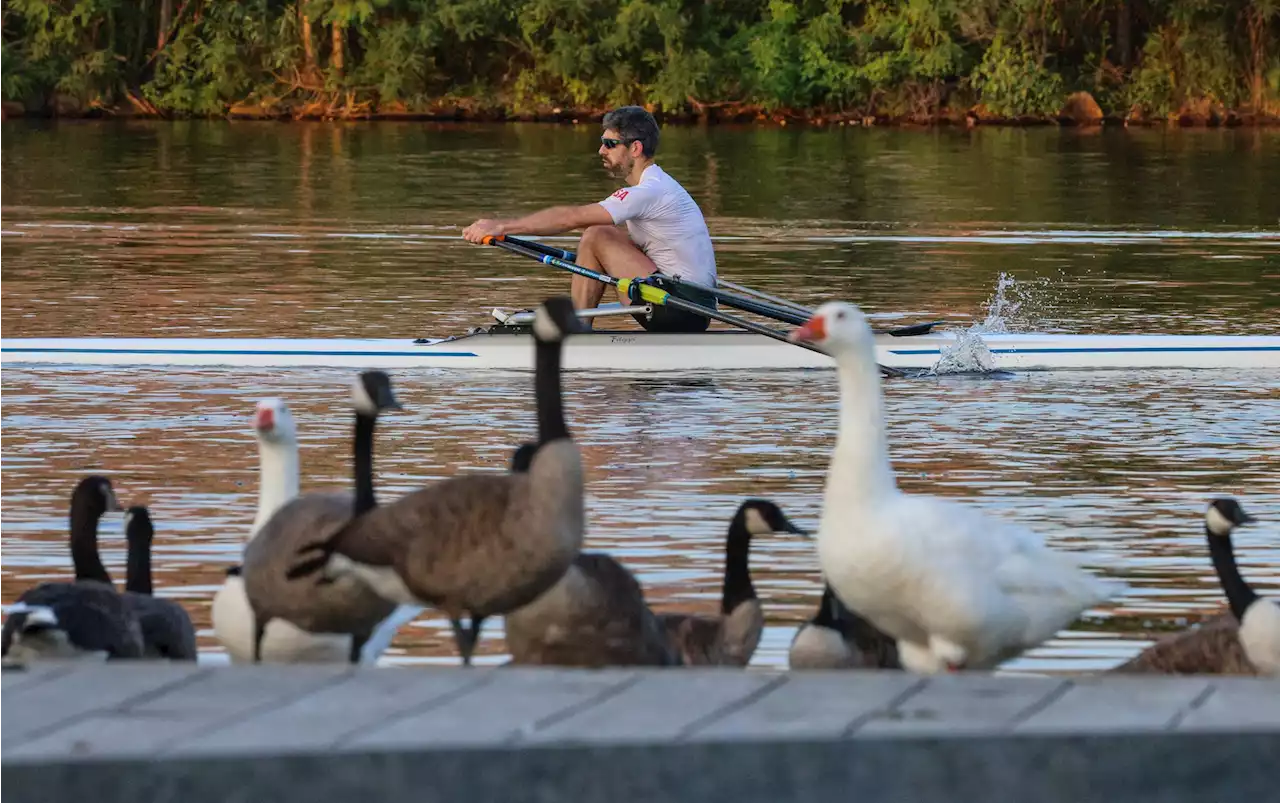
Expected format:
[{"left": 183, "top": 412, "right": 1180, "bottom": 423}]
[{"left": 461, "top": 106, "right": 717, "bottom": 332}]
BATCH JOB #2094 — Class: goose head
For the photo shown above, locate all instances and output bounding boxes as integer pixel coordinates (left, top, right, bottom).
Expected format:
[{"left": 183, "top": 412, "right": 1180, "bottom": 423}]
[
  {"left": 532, "top": 296, "right": 587, "bottom": 343},
  {"left": 735, "top": 499, "right": 809, "bottom": 539},
  {"left": 1206, "top": 498, "right": 1255, "bottom": 538},
  {"left": 124, "top": 506, "right": 154, "bottom": 546},
  {"left": 788, "top": 301, "right": 875, "bottom": 361},
  {"left": 353, "top": 370, "right": 403, "bottom": 416},
  {"left": 72, "top": 475, "right": 122, "bottom": 518},
  {"left": 253, "top": 398, "right": 298, "bottom": 445}
]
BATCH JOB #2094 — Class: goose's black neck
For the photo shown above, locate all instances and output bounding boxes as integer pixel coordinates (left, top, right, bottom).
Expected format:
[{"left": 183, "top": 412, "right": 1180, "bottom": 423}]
[
  {"left": 69, "top": 496, "right": 111, "bottom": 585},
  {"left": 812, "top": 586, "right": 840, "bottom": 629},
  {"left": 721, "top": 509, "right": 757, "bottom": 614},
  {"left": 125, "top": 531, "right": 153, "bottom": 595},
  {"left": 1206, "top": 524, "right": 1259, "bottom": 622},
  {"left": 354, "top": 411, "right": 377, "bottom": 515},
  {"left": 534, "top": 337, "right": 568, "bottom": 445}
]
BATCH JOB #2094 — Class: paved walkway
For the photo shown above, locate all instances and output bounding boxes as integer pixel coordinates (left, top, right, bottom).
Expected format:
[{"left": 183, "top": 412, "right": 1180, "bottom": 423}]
[{"left": 3, "top": 663, "right": 1277, "bottom": 803}]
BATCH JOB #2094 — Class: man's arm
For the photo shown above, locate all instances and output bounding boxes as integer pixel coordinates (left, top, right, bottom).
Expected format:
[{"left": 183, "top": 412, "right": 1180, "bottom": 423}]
[{"left": 462, "top": 204, "right": 614, "bottom": 243}]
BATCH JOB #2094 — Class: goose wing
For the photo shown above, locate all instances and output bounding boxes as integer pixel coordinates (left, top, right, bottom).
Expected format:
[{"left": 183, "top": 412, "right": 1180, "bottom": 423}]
[
  {"left": 873, "top": 495, "right": 1119, "bottom": 652},
  {"left": 3, "top": 582, "right": 145, "bottom": 659},
  {"left": 123, "top": 593, "right": 198, "bottom": 660}
]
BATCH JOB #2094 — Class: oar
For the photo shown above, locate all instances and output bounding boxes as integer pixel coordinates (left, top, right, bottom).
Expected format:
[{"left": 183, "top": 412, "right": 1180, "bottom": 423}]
[
  {"left": 499, "top": 235, "right": 811, "bottom": 327},
  {"left": 715, "top": 278, "right": 814, "bottom": 316},
  {"left": 483, "top": 235, "right": 906, "bottom": 378},
  {"left": 494, "top": 235, "right": 939, "bottom": 339}
]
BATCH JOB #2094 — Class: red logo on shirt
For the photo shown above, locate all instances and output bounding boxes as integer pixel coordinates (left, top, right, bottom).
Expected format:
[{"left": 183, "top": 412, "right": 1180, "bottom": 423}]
[{"left": 611, "top": 189, "right": 629, "bottom": 201}]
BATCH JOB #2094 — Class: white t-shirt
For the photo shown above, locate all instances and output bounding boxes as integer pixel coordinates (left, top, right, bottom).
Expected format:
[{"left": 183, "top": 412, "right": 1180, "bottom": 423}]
[{"left": 597, "top": 164, "right": 717, "bottom": 286}]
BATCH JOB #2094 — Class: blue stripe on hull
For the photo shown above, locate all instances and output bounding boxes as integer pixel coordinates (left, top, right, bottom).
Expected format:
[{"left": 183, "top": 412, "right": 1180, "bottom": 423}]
[
  {"left": 889, "top": 346, "right": 1280, "bottom": 356},
  {"left": 1, "top": 348, "right": 479, "bottom": 358}
]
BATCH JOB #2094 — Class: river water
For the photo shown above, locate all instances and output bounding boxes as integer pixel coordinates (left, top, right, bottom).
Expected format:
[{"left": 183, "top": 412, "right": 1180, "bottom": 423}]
[{"left": 2, "top": 120, "right": 1278, "bottom": 672}]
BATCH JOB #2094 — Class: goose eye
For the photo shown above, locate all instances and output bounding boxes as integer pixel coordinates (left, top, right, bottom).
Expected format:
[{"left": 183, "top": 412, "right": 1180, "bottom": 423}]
[{"left": 836, "top": 310, "right": 846, "bottom": 320}]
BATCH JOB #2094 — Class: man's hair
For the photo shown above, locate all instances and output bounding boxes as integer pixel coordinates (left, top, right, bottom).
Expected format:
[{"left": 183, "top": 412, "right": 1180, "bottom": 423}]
[{"left": 602, "top": 106, "right": 659, "bottom": 158}]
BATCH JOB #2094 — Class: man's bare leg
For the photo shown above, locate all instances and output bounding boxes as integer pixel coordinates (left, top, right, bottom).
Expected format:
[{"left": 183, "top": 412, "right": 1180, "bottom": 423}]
[{"left": 572, "top": 225, "right": 658, "bottom": 328}]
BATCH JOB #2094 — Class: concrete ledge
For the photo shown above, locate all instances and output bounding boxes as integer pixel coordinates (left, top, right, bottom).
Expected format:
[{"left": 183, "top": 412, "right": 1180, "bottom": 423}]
[{"left": 3, "top": 664, "right": 1277, "bottom": 803}]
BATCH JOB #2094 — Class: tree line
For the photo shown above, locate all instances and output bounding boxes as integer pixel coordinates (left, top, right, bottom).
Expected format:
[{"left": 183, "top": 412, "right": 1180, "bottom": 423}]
[{"left": 3, "top": 0, "right": 1278, "bottom": 123}]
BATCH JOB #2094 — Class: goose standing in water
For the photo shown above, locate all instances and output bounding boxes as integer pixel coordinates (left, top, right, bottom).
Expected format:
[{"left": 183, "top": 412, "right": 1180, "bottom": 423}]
[
  {"left": 1, "top": 476, "right": 144, "bottom": 661},
  {"left": 658, "top": 499, "right": 805, "bottom": 666},
  {"left": 120, "top": 506, "right": 198, "bottom": 660},
  {"left": 790, "top": 302, "right": 1125, "bottom": 673},
  {"left": 243, "top": 370, "right": 417, "bottom": 664},
  {"left": 789, "top": 584, "right": 901, "bottom": 670},
  {"left": 504, "top": 443, "right": 679, "bottom": 667},
  {"left": 290, "top": 297, "right": 586, "bottom": 666},
  {"left": 1202, "top": 498, "right": 1279, "bottom": 676},
  {"left": 212, "top": 398, "right": 356, "bottom": 663}
]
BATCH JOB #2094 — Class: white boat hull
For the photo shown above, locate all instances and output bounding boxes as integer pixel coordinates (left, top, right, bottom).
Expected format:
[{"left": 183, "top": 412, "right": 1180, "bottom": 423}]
[{"left": 3, "top": 330, "right": 1279, "bottom": 373}]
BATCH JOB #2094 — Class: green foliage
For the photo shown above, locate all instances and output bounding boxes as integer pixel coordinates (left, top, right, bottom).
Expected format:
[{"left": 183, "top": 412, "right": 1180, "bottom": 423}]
[
  {"left": 2, "top": 0, "right": 1278, "bottom": 118},
  {"left": 971, "top": 33, "right": 1065, "bottom": 116}
]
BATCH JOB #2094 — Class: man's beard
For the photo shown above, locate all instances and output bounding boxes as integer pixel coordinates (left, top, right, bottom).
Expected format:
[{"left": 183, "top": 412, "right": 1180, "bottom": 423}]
[{"left": 603, "top": 156, "right": 631, "bottom": 181}]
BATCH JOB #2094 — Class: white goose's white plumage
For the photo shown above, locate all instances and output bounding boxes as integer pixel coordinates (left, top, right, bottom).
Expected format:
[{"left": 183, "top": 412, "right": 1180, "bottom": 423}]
[
  {"left": 790, "top": 301, "right": 1126, "bottom": 673},
  {"left": 211, "top": 398, "right": 353, "bottom": 663}
]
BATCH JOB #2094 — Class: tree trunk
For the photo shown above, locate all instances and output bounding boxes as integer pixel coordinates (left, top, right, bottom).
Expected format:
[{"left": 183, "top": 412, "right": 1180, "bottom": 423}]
[
  {"left": 1247, "top": 7, "right": 1265, "bottom": 111},
  {"left": 158, "top": 0, "right": 173, "bottom": 50},
  {"left": 331, "top": 22, "right": 344, "bottom": 76},
  {"left": 300, "top": 7, "right": 315, "bottom": 76},
  {"left": 1115, "top": 0, "right": 1131, "bottom": 69}
]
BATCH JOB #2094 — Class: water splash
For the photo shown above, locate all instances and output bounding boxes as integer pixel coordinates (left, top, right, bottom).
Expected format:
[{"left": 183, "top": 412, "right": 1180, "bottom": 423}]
[{"left": 930, "top": 273, "right": 1039, "bottom": 374}]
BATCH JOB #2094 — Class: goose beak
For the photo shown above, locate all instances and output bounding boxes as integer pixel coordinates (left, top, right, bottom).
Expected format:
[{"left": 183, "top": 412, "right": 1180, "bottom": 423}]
[
  {"left": 381, "top": 391, "right": 404, "bottom": 411},
  {"left": 254, "top": 407, "right": 275, "bottom": 432},
  {"left": 780, "top": 516, "right": 810, "bottom": 538},
  {"left": 788, "top": 314, "right": 826, "bottom": 344}
]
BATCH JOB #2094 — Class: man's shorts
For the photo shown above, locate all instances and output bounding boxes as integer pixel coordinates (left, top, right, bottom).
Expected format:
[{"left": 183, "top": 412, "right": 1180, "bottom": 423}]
[{"left": 630, "top": 274, "right": 716, "bottom": 333}]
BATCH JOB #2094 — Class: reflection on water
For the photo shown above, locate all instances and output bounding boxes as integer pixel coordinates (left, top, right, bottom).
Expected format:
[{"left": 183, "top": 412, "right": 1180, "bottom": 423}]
[{"left": 2, "top": 121, "right": 1279, "bottom": 672}]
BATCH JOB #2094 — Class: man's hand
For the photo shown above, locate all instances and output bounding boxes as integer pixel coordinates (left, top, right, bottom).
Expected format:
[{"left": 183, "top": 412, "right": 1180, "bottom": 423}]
[{"left": 462, "top": 219, "right": 506, "bottom": 244}]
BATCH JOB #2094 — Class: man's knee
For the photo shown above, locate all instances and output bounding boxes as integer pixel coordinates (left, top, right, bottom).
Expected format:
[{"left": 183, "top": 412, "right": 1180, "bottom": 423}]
[{"left": 578, "top": 225, "right": 620, "bottom": 251}]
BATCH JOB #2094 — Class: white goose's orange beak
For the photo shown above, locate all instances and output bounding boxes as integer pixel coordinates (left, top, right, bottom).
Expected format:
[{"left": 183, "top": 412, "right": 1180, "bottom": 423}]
[
  {"left": 254, "top": 406, "right": 275, "bottom": 432},
  {"left": 789, "top": 314, "right": 827, "bottom": 344}
]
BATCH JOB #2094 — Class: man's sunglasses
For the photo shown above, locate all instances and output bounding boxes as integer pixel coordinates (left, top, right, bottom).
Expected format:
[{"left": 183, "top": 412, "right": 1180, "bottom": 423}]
[{"left": 600, "top": 136, "right": 635, "bottom": 149}]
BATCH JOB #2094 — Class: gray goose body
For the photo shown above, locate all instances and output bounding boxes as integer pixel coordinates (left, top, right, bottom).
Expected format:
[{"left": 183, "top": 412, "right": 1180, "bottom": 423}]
[
  {"left": 1111, "top": 611, "right": 1256, "bottom": 675},
  {"left": 121, "top": 507, "right": 197, "bottom": 660},
  {"left": 1, "top": 476, "right": 145, "bottom": 662},
  {"left": 505, "top": 551, "right": 680, "bottom": 667},
  {"left": 659, "top": 500, "right": 805, "bottom": 666},
  {"left": 789, "top": 583, "right": 900, "bottom": 670},
  {"left": 243, "top": 371, "right": 404, "bottom": 663},
  {"left": 299, "top": 298, "right": 586, "bottom": 665},
  {"left": 503, "top": 442, "right": 672, "bottom": 668}
]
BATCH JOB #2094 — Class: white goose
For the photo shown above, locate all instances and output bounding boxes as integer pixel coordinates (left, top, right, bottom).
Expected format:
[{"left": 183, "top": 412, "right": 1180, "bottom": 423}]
[
  {"left": 790, "top": 301, "right": 1125, "bottom": 673},
  {"left": 210, "top": 398, "right": 352, "bottom": 663}
]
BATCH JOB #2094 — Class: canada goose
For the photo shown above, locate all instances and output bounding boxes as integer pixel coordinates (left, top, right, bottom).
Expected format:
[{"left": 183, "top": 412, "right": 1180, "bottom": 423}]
[
  {"left": 504, "top": 443, "right": 679, "bottom": 667},
  {"left": 0, "top": 476, "right": 145, "bottom": 661},
  {"left": 242, "top": 370, "right": 412, "bottom": 664},
  {"left": 659, "top": 499, "right": 806, "bottom": 666},
  {"left": 290, "top": 297, "right": 586, "bottom": 666},
  {"left": 1110, "top": 611, "right": 1254, "bottom": 675},
  {"left": 789, "top": 583, "right": 901, "bottom": 670},
  {"left": 120, "top": 507, "right": 198, "bottom": 660},
  {"left": 1204, "top": 498, "right": 1279, "bottom": 676},
  {"left": 212, "top": 398, "right": 354, "bottom": 663},
  {"left": 790, "top": 301, "right": 1123, "bottom": 673}
]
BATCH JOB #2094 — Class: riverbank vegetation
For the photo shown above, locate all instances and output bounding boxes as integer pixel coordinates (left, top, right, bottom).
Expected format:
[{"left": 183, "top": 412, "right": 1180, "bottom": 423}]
[{"left": 4, "top": 1, "right": 1279, "bottom": 125}]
